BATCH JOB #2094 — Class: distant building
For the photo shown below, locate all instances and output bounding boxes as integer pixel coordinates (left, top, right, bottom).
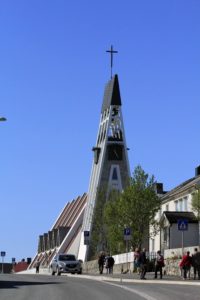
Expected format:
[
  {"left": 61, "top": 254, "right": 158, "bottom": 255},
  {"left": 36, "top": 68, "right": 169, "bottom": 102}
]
[{"left": 29, "top": 194, "right": 87, "bottom": 269}]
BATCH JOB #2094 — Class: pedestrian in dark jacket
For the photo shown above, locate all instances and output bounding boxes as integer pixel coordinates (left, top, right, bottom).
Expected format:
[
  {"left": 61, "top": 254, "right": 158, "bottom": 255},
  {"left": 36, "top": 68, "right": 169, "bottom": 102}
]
[
  {"left": 154, "top": 250, "right": 164, "bottom": 279},
  {"left": 98, "top": 252, "right": 105, "bottom": 274},
  {"left": 192, "top": 248, "right": 200, "bottom": 280},
  {"left": 139, "top": 248, "right": 147, "bottom": 280},
  {"left": 35, "top": 259, "right": 40, "bottom": 274},
  {"left": 107, "top": 256, "right": 115, "bottom": 274}
]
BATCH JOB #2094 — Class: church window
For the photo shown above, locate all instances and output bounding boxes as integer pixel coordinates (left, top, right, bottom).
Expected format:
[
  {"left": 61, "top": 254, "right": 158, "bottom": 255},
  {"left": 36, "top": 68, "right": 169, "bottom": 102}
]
[{"left": 112, "top": 168, "right": 118, "bottom": 180}]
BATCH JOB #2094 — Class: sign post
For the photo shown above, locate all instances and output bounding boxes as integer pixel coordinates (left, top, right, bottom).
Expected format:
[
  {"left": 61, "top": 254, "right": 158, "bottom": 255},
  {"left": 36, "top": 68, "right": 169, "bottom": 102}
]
[
  {"left": 84, "top": 231, "right": 90, "bottom": 246},
  {"left": 1, "top": 251, "right": 6, "bottom": 274},
  {"left": 124, "top": 228, "right": 131, "bottom": 272},
  {"left": 177, "top": 219, "right": 188, "bottom": 255},
  {"left": 83, "top": 231, "right": 90, "bottom": 271}
]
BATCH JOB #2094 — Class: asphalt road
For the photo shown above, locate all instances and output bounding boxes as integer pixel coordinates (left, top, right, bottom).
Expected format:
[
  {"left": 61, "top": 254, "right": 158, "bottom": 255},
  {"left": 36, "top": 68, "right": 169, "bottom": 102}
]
[
  {"left": 0, "top": 274, "right": 200, "bottom": 300},
  {"left": 0, "top": 274, "right": 143, "bottom": 300}
]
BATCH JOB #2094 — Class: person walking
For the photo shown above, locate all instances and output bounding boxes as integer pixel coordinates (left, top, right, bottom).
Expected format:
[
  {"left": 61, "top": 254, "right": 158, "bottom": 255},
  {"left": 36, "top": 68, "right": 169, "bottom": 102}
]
[
  {"left": 179, "top": 251, "right": 192, "bottom": 280},
  {"left": 35, "top": 259, "right": 40, "bottom": 274},
  {"left": 133, "top": 248, "right": 141, "bottom": 274},
  {"left": 107, "top": 256, "right": 115, "bottom": 274},
  {"left": 154, "top": 250, "right": 165, "bottom": 279},
  {"left": 98, "top": 252, "right": 105, "bottom": 274},
  {"left": 139, "top": 248, "right": 147, "bottom": 280},
  {"left": 192, "top": 248, "right": 200, "bottom": 280}
]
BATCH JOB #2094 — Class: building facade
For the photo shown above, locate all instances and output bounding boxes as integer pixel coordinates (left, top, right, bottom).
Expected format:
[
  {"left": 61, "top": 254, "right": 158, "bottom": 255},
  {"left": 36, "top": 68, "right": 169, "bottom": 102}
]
[{"left": 150, "top": 166, "right": 200, "bottom": 254}]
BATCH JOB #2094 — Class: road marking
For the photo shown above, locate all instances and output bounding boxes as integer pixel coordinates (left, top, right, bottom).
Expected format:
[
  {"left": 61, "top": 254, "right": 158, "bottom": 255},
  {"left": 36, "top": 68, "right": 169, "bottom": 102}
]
[{"left": 105, "top": 281, "right": 157, "bottom": 300}]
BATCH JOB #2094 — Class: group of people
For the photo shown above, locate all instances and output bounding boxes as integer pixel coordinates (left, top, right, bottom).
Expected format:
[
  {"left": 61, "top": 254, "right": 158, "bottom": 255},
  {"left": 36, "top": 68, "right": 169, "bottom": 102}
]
[
  {"left": 133, "top": 247, "right": 200, "bottom": 280},
  {"left": 98, "top": 252, "right": 115, "bottom": 274},
  {"left": 134, "top": 248, "right": 165, "bottom": 280},
  {"left": 179, "top": 248, "right": 200, "bottom": 280}
]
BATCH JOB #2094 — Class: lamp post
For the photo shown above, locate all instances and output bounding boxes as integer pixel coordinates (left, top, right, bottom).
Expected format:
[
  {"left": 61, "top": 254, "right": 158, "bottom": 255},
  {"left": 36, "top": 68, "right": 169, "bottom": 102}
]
[
  {"left": 0, "top": 117, "right": 7, "bottom": 122},
  {"left": 0, "top": 117, "right": 6, "bottom": 272}
]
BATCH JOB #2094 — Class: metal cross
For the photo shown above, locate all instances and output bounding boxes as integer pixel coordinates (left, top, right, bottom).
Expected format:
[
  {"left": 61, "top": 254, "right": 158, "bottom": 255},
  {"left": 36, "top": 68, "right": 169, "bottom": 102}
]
[{"left": 106, "top": 45, "right": 118, "bottom": 79}]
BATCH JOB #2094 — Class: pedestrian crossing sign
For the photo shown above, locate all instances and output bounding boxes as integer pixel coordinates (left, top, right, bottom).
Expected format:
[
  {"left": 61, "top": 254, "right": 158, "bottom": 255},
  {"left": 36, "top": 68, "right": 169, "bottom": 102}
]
[{"left": 177, "top": 219, "right": 188, "bottom": 231}]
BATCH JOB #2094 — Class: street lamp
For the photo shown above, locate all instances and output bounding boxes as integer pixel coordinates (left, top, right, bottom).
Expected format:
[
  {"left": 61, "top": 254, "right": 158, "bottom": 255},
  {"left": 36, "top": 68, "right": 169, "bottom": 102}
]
[{"left": 0, "top": 117, "right": 7, "bottom": 121}]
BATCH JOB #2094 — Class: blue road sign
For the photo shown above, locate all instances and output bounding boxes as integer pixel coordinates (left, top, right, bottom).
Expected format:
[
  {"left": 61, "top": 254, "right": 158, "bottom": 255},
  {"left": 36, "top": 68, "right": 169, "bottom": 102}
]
[
  {"left": 84, "top": 231, "right": 90, "bottom": 245},
  {"left": 124, "top": 228, "right": 131, "bottom": 240},
  {"left": 124, "top": 228, "right": 131, "bottom": 236},
  {"left": 0, "top": 251, "right": 6, "bottom": 257},
  {"left": 177, "top": 219, "right": 188, "bottom": 231}
]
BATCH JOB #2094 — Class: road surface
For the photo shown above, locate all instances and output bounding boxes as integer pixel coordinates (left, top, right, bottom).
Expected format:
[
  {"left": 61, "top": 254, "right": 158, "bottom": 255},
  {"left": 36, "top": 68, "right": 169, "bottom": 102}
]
[{"left": 0, "top": 274, "right": 200, "bottom": 300}]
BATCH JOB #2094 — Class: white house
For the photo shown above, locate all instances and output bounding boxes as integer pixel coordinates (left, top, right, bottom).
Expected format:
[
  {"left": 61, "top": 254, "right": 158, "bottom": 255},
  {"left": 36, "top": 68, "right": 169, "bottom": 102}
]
[{"left": 150, "top": 166, "right": 200, "bottom": 254}]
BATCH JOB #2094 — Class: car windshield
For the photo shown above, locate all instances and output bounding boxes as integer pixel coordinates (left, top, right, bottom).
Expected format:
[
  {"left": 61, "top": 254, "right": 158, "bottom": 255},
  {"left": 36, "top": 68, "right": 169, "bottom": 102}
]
[{"left": 59, "top": 255, "right": 76, "bottom": 261}]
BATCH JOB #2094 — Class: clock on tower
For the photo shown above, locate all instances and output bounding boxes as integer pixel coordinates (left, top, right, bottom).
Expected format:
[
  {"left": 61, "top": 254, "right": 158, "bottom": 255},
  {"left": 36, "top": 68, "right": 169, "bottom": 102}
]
[{"left": 107, "top": 144, "right": 123, "bottom": 161}]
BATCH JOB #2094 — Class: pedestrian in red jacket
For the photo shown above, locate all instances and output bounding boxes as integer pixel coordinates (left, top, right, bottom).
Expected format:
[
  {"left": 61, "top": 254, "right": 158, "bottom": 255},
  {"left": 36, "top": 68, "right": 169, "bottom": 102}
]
[{"left": 179, "top": 251, "right": 192, "bottom": 279}]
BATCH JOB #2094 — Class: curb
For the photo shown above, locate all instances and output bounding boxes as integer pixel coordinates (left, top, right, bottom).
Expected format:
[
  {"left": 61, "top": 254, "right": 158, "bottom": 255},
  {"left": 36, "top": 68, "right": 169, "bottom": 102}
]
[{"left": 66, "top": 274, "right": 200, "bottom": 286}]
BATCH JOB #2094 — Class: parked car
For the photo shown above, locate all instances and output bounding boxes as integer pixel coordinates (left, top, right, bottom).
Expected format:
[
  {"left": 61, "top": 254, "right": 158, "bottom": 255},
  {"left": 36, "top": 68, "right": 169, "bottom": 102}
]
[{"left": 51, "top": 254, "right": 82, "bottom": 276}]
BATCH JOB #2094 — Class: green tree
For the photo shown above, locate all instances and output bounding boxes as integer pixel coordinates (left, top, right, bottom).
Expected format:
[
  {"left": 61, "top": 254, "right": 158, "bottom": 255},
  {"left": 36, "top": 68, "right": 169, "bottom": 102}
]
[
  {"left": 104, "top": 165, "right": 161, "bottom": 253},
  {"left": 191, "top": 184, "right": 200, "bottom": 247}
]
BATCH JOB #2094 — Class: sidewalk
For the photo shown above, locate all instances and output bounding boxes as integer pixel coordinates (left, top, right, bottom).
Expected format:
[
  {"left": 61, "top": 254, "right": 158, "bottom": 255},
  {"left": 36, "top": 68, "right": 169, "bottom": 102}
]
[
  {"left": 69, "top": 271, "right": 200, "bottom": 286},
  {"left": 18, "top": 268, "right": 200, "bottom": 285}
]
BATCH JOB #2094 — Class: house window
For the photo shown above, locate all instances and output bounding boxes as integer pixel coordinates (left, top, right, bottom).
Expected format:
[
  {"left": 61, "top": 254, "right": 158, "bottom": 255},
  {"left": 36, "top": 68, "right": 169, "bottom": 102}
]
[
  {"left": 165, "top": 204, "right": 169, "bottom": 211},
  {"left": 179, "top": 199, "right": 183, "bottom": 211},
  {"left": 163, "top": 227, "right": 168, "bottom": 243},
  {"left": 174, "top": 200, "right": 178, "bottom": 211},
  {"left": 151, "top": 239, "right": 155, "bottom": 252},
  {"left": 183, "top": 197, "right": 188, "bottom": 211}
]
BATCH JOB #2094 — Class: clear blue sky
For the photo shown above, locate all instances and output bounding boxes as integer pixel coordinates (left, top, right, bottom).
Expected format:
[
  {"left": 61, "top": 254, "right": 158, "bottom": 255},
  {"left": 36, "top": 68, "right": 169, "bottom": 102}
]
[{"left": 0, "top": 0, "right": 200, "bottom": 263}]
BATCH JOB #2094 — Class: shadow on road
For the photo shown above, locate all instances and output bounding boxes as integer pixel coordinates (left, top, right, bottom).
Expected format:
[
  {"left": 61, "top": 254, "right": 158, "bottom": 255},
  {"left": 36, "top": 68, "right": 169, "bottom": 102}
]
[{"left": 0, "top": 280, "right": 61, "bottom": 289}]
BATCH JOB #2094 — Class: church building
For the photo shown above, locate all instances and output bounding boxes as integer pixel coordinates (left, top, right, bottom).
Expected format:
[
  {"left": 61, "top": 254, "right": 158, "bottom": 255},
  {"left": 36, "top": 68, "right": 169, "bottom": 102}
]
[{"left": 29, "top": 50, "right": 131, "bottom": 268}]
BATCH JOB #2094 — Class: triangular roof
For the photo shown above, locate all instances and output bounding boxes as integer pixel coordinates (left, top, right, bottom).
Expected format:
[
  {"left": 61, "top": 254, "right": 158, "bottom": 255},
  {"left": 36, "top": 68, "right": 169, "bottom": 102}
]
[
  {"left": 161, "top": 211, "right": 197, "bottom": 224},
  {"left": 161, "top": 175, "right": 200, "bottom": 203},
  {"left": 101, "top": 74, "right": 121, "bottom": 113}
]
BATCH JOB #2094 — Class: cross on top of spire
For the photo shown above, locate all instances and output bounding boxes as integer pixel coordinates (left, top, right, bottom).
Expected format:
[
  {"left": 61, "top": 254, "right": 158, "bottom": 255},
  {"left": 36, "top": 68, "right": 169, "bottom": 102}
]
[{"left": 106, "top": 45, "right": 118, "bottom": 79}]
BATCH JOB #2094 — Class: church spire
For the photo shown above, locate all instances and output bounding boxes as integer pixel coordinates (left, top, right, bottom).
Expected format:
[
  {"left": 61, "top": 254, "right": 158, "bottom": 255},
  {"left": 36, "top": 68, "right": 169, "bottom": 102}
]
[
  {"left": 78, "top": 73, "right": 130, "bottom": 261},
  {"left": 101, "top": 74, "right": 121, "bottom": 113}
]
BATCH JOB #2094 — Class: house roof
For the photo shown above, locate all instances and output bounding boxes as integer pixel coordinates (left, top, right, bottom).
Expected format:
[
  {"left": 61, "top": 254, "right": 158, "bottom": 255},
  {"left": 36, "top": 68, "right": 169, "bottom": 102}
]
[
  {"left": 162, "top": 211, "right": 198, "bottom": 224},
  {"left": 161, "top": 175, "right": 200, "bottom": 203},
  {"left": 101, "top": 74, "right": 121, "bottom": 113}
]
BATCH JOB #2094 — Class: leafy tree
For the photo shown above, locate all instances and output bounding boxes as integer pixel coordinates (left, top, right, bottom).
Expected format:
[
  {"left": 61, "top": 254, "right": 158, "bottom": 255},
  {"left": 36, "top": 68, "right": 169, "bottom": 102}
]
[
  {"left": 104, "top": 165, "right": 161, "bottom": 253},
  {"left": 191, "top": 186, "right": 200, "bottom": 247},
  {"left": 191, "top": 188, "right": 200, "bottom": 219}
]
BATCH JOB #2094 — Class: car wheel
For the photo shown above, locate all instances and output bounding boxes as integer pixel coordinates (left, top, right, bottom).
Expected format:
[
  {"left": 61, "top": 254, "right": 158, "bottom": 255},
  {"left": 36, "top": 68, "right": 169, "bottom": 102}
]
[
  {"left": 77, "top": 269, "right": 82, "bottom": 274},
  {"left": 56, "top": 267, "right": 61, "bottom": 276},
  {"left": 51, "top": 266, "right": 55, "bottom": 276}
]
